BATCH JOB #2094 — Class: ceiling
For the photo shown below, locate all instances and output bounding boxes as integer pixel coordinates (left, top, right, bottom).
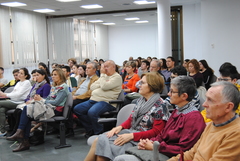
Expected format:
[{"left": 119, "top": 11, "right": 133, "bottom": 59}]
[{"left": 0, "top": 0, "right": 201, "bottom": 26}]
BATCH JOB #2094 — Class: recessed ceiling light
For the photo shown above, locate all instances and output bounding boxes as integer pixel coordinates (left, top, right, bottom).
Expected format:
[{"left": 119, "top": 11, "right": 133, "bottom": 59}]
[
  {"left": 135, "top": 20, "right": 149, "bottom": 23},
  {"left": 124, "top": 17, "right": 140, "bottom": 21},
  {"left": 133, "top": 1, "right": 156, "bottom": 5},
  {"left": 102, "top": 23, "right": 115, "bottom": 25},
  {"left": 1, "top": 2, "right": 27, "bottom": 7},
  {"left": 33, "top": 9, "right": 55, "bottom": 13},
  {"left": 80, "top": 4, "right": 103, "bottom": 9},
  {"left": 56, "top": 0, "right": 81, "bottom": 2},
  {"left": 89, "top": 20, "right": 103, "bottom": 23}
]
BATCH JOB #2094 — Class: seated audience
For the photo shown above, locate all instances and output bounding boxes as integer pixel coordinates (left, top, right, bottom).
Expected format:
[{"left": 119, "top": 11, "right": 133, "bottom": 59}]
[
  {"left": 0, "top": 67, "right": 8, "bottom": 88},
  {"left": 165, "top": 65, "right": 201, "bottom": 111},
  {"left": 182, "top": 59, "right": 190, "bottom": 69},
  {"left": 7, "top": 68, "right": 69, "bottom": 152},
  {"left": 122, "top": 61, "right": 140, "bottom": 95},
  {"left": 61, "top": 65, "right": 77, "bottom": 92},
  {"left": 1, "top": 69, "right": 19, "bottom": 92},
  {"left": 78, "top": 65, "right": 87, "bottom": 83},
  {"left": 73, "top": 60, "right": 122, "bottom": 137},
  {"left": 71, "top": 64, "right": 80, "bottom": 83},
  {"left": 63, "top": 62, "right": 99, "bottom": 137},
  {"left": 114, "top": 76, "right": 206, "bottom": 161},
  {"left": 201, "top": 63, "right": 240, "bottom": 122},
  {"left": 168, "top": 81, "right": 240, "bottom": 161},
  {"left": 0, "top": 68, "right": 32, "bottom": 135},
  {"left": 137, "top": 60, "right": 149, "bottom": 77},
  {"left": 38, "top": 62, "right": 52, "bottom": 83},
  {"left": 51, "top": 63, "right": 58, "bottom": 70},
  {"left": 84, "top": 72, "right": 170, "bottom": 161},
  {"left": 160, "top": 58, "right": 168, "bottom": 79},
  {"left": 187, "top": 59, "right": 204, "bottom": 88},
  {"left": 68, "top": 58, "right": 77, "bottom": 74},
  {"left": 7, "top": 69, "right": 51, "bottom": 137},
  {"left": 199, "top": 59, "right": 214, "bottom": 89}
]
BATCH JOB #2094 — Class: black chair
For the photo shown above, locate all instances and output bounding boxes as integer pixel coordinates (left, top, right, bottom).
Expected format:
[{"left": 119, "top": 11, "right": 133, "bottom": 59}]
[{"left": 40, "top": 93, "right": 73, "bottom": 149}]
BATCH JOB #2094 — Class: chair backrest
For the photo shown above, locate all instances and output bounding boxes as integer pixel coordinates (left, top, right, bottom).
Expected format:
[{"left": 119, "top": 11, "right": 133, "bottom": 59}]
[
  {"left": 62, "top": 93, "right": 73, "bottom": 118},
  {"left": 4, "top": 86, "right": 14, "bottom": 93},
  {"left": 209, "top": 75, "right": 217, "bottom": 84},
  {"left": 116, "top": 104, "right": 135, "bottom": 126}
]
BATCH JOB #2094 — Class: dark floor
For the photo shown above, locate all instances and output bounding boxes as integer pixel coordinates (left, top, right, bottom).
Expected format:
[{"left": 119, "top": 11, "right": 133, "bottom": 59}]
[{"left": 0, "top": 128, "right": 91, "bottom": 161}]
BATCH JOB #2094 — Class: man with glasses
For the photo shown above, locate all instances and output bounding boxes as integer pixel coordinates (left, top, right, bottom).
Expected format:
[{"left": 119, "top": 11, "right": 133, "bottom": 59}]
[{"left": 201, "top": 62, "right": 240, "bottom": 122}]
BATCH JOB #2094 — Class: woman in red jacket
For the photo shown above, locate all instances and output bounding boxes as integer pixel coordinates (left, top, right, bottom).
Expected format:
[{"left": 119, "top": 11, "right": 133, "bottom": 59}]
[
  {"left": 84, "top": 72, "right": 170, "bottom": 161},
  {"left": 122, "top": 61, "right": 140, "bottom": 95}
]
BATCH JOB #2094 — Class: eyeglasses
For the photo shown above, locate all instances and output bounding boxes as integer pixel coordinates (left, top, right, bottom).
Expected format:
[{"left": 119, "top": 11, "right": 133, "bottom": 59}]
[
  {"left": 169, "top": 90, "right": 179, "bottom": 94},
  {"left": 170, "top": 76, "right": 176, "bottom": 79},
  {"left": 138, "top": 80, "right": 147, "bottom": 86},
  {"left": 217, "top": 78, "right": 232, "bottom": 81}
]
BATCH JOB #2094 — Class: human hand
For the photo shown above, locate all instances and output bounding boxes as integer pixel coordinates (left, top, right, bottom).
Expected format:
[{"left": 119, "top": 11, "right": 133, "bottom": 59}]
[
  {"left": 138, "top": 139, "right": 153, "bottom": 150},
  {"left": 114, "top": 133, "right": 134, "bottom": 146},
  {"left": 107, "top": 126, "right": 122, "bottom": 138},
  {"left": 72, "top": 96, "right": 77, "bottom": 100},
  {"left": 100, "top": 64, "right": 106, "bottom": 74},
  {"left": 34, "top": 94, "right": 42, "bottom": 101}
]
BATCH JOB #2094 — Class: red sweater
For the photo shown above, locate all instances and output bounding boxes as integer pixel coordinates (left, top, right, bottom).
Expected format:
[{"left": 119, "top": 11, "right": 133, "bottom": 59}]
[
  {"left": 151, "top": 110, "right": 206, "bottom": 157},
  {"left": 121, "top": 114, "right": 166, "bottom": 142},
  {"left": 122, "top": 74, "right": 140, "bottom": 93}
]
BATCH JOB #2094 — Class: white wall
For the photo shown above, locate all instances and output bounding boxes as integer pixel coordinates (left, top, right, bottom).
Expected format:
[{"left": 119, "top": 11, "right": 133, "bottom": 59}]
[
  {"left": 183, "top": 0, "right": 240, "bottom": 76},
  {"left": 108, "top": 24, "right": 158, "bottom": 66}
]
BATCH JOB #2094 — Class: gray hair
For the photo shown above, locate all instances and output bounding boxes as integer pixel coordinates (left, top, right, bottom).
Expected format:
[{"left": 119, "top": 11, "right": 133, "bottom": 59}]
[
  {"left": 171, "top": 76, "right": 196, "bottom": 101},
  {"left": 211, "top": 81, "right": 240, "bottom": 111},
  {"left": 151, "top": 59, "right": 161, "bottom": 68},
  {"left": 87, "top": 61, "right": 98, "bottom": 70}
]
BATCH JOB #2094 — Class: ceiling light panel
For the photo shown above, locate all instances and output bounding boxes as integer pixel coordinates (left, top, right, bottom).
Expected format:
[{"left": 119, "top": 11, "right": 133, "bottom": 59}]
[
  {"left": 133, "top": 1, "right": 156, "bottom": 5},
  {"left": 124, "top": 17, "right": 140, "bottom": 21},
  {"left": 89, "top": 20, "right": 103, "bottom": 23},
  {"left": 33, "top": 9, "right": 55, "bottom": 13},
  {"left": 102, "top": 22, "right": 115, "bottom": 25},
  {"left": 80, "top": 4, "right": 103, "bottom": 9},
  {"left": 135, "top": 20, "right": 149, "bottom": 23},
  {"left": 1, "top": 2, "right": 27, "bottom": 7},
  {"left": 56, "top": 0, "right": 81, "bottom": 2}
]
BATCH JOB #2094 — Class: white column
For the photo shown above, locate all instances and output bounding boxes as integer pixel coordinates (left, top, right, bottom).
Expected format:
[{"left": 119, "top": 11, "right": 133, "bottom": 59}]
[{"left": 157, "top": 0, "right": 171, "bottom": 58}]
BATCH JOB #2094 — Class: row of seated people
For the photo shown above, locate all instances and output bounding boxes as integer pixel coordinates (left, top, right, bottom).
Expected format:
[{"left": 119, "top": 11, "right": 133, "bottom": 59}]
[{"left": 1, "top": 58, "right": 240, "bottom": 158}]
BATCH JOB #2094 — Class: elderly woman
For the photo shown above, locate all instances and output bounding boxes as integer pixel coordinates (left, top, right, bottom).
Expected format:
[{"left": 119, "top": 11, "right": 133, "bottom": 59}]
[
  {"left": 122, "top": 61, "right": 140, "bottom": 95},
  {"left": 0, "top": 68, "right": 32, "bottom": 135},
  {"left": 84, "top": 72, "right": 170, "bottom": 161},
  {"left": 7, "top": 68, "right": 69, "bottom": 152},
  {"left": 7, "top": 69, "right": 51, "bottom": 137},
  {"left": 114, "top": 76, "right": 206, "bottom": 161}
]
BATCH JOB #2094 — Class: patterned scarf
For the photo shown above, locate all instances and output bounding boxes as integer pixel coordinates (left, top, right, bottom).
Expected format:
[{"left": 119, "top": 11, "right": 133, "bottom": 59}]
[
  {"left": 131, "top": 93, "right": 161, "bottom": 129},
  {"left": 29, "top": 80, "right": 47, "bottom": 98},
  {"left": 48, "top": 83, "right": 65, "bottom": 100}
]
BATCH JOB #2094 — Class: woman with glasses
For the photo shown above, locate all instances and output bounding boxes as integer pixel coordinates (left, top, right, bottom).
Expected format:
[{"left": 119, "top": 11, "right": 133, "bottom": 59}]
[
  {"left": 114, "top": 76, "right": 206, "bottom": 161},
  {"left": 84, "top": 72, "right": 170, "bottom": 161}
]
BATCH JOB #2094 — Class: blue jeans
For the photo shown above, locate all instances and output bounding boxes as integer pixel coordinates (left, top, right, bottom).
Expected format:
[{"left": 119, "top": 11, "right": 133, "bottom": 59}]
[
  {"left": 73, "top": 100, "right": 116, "bottom": 134},
  {"left": 18, "top": 106, "right": 62, "bottom": 139}
]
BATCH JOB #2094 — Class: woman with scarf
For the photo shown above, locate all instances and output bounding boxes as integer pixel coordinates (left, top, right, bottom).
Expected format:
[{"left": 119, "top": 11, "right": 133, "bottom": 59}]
[
  {"left": 7, "top": 68, "right": 69, "bottom": 152},
  {"left": 7, "top": 69, "right": 51, "bottom": 137},
  {"left": 114, "top": 76, "right": 206, "bottom": 161},
  {"left": 84, "top": 72, "right": 170, "bottom": 161}
]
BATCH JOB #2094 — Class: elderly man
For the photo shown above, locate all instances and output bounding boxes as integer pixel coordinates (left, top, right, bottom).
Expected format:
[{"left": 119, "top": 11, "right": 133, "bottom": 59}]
[
  {"left": 168, "top": 81, "right": 240, "bottom": 161},
  {"left": 73, "top": 60, "right": 122, "bottom": 137}
]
